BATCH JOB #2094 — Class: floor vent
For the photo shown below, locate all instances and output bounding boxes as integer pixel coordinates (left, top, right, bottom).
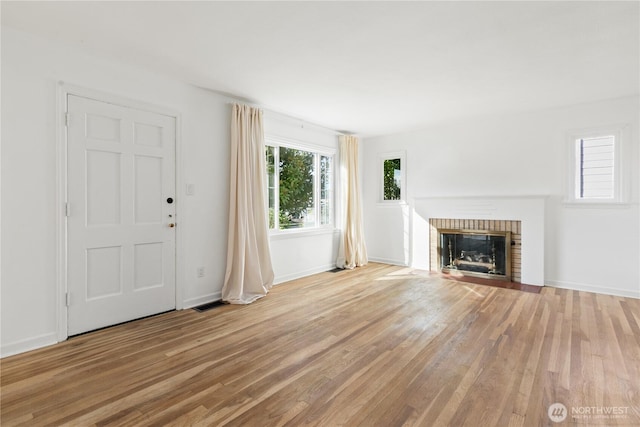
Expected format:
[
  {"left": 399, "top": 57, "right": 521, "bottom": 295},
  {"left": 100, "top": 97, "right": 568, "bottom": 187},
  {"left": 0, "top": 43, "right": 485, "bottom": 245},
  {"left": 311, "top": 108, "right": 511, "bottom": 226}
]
[
  {"left": 193, "top": 301, "right": 225, "bottom": 312},
  {"left": 327, "top": 267, "right": 344, "bottom": 273}
]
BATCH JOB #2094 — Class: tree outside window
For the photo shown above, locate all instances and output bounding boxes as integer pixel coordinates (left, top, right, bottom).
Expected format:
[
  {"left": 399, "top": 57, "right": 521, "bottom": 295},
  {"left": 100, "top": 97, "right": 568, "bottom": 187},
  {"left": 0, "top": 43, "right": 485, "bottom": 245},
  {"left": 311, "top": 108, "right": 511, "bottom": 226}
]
[
  {"left": 266, "top": 142, "right": 333, "bottom": 231},
  {"left": 383, "top": 158, "right": 402, "bottom": 200},
  {"left": 379, "top": 151, "right": 406, "bottom": 203},
  {"left": 279, "top": 147, "right": 315, "bottom": 229}
]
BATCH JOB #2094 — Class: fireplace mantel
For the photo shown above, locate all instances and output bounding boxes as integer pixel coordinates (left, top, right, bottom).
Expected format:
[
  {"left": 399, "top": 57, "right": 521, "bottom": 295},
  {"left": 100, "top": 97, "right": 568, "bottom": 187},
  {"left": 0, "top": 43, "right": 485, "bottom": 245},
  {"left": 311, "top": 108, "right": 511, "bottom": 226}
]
[{"left": 409, "top": 196, "right": 546, "bottom": 286}]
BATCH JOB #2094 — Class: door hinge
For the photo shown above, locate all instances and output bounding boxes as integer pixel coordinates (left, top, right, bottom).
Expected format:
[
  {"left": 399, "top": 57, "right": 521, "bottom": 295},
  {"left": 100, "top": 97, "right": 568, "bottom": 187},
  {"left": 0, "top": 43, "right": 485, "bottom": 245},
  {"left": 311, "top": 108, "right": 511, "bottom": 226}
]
[
  {"left": 65, "top": 113, "right": 70, "bottom": 127},
  {"left": 65, "top": 202, "right": 71, "bottom": 217},
  {"left": 65, "top": 292, "right": 71, "bottom": 307}
]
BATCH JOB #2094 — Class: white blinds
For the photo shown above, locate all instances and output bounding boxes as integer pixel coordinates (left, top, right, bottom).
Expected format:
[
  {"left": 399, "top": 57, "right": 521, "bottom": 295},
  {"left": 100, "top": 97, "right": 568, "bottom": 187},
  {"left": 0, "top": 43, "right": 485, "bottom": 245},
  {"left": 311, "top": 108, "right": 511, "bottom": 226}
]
[{"left": 577, "top": 135, "right": 615, "bottom": 199}]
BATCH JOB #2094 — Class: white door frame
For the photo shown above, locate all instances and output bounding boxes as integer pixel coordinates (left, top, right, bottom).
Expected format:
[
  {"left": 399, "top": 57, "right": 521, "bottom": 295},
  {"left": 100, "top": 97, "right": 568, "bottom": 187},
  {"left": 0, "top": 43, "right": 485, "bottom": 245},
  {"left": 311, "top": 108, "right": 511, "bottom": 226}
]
[{"left": 56, "top": 82, "right": 185, "bottom": 342}]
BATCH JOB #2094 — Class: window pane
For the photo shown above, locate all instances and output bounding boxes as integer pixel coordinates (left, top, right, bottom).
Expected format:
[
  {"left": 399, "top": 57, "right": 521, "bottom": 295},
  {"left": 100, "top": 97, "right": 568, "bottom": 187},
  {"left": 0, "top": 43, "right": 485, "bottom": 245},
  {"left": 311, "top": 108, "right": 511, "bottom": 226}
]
[
  {"left": 383, "top": 158, "right": 402, "bottom": 200},
  {"left": 265, "top": 146, "right": 276, "bottom": 229},
  {"left": 279, "top": 147, "right": 315, "bottom": 229},
  {"left": 577, "top": 136, "right": 614, "bottom": 199},
  {"left": 320, "top": 155, "right": 332, "bottom": 225}
]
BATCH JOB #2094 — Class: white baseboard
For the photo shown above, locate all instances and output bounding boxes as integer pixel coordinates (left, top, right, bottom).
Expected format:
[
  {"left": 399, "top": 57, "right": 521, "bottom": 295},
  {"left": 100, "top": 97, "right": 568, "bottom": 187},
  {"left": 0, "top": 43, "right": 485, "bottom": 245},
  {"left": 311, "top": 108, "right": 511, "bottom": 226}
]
[
  {"left": 545, "top": 279, "right": 640, "bottom": 299},
  {"left": 367, "top": 257, "right": 408, "bottom": 267},
  {"left": 182, "top": 291, "right": 222, "bottom": 309},
  {"left": 274, "top": 263, "right": 336, "bottom": 285},
  {"left": 1, "top": 332, "right": 58, "bottom": 358}
]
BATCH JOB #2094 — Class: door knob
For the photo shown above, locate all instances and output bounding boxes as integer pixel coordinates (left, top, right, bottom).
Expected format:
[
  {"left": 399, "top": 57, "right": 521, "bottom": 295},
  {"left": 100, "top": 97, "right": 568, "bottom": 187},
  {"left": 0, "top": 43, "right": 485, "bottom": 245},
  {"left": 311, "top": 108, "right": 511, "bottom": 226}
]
[
  {"left": 169, "top": 223, "right": 175, "bottom": 228},
  {"left": 167, "top": 197, "right": 174, "bottom": 204}
]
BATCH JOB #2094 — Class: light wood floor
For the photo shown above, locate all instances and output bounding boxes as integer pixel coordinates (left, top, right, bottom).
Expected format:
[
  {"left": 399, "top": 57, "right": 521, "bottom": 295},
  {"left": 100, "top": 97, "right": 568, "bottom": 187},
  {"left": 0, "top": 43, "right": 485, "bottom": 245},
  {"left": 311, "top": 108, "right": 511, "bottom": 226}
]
[{"left": 1, "top": 263, "right": 639, "bottom": 426}]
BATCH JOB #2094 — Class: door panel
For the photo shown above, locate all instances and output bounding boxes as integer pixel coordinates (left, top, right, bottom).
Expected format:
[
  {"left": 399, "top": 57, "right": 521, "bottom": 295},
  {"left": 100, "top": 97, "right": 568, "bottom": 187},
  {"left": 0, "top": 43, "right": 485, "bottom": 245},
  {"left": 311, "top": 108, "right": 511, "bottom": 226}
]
[
  {"left": 86, "top": 113, "right": 121, "bottom": 142},
  {"left": 134, "top": 122, "right": 164, "bottom": 147},
  {"left": 67, "top": 94, "right": 176, "bottom": 336},
  {"left": 86, "top": 246, "right": 122, "bottom": 299},
  {"left": 133, "top": 242, "right": 164, "bottom": 290},
  {"left": 134, "top": 155, "right": 163, "bottom": 224},
  {"left": 86, "top": 150, "right": 122, "bottom": 226}
]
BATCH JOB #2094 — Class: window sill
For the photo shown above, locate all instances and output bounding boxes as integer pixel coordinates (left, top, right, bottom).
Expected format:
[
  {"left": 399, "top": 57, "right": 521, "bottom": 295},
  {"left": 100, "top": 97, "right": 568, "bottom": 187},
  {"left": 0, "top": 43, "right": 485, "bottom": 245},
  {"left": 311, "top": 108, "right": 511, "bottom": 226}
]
[
  {"left": 269, "top": 227, "right": 339, "bottom": 240},
  {"left": 377, "top": 200, "right": 408, "bottom": 207},
  {"left": 562, "top": 200, "right": 631, "bottom": 209}
]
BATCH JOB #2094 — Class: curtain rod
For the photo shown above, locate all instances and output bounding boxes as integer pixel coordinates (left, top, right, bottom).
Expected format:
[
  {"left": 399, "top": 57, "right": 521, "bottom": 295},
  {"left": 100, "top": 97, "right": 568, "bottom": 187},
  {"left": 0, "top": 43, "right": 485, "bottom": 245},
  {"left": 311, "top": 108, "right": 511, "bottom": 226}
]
[{"left": 227, "top": 101, "right": 349, "bottom": 137}]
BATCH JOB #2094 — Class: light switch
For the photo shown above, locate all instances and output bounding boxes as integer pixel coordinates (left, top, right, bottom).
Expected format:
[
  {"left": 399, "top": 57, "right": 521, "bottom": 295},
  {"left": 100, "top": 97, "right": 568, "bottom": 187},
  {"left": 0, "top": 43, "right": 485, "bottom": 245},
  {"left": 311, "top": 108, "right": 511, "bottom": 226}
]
[{"left": 186, "top": 183, "right": 195, "bottom": 195}]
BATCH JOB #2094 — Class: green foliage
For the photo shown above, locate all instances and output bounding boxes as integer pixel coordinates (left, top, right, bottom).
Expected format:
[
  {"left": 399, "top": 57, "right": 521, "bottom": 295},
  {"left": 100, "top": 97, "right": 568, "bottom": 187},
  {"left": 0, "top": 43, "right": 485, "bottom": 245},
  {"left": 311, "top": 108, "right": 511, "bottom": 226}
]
[
  {"left": 278, "top": 148, "right": 314, "bottom": 228},
  {"left": 383, "top": 158, "right": 401, "bottom": 200}
]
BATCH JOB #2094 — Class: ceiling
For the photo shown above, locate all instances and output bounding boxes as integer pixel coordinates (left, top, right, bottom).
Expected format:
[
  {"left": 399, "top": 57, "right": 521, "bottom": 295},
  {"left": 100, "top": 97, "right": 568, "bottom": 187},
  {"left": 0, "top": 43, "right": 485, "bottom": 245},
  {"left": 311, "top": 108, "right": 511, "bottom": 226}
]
[{"left": 2, "top": 1, "right": 639, "bottom": 137}]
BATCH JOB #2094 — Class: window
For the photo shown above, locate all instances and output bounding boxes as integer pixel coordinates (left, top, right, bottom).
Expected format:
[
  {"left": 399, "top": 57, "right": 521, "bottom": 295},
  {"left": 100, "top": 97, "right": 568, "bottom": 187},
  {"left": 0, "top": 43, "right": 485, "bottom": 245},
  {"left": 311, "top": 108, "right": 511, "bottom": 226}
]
[
  {"left": 266, "top": 139, "right": 334, "bottom": 231},
  {"left": 567, "top": 125, "right": 628, "bottom": 205},
  {"left": 384, "top": 158, "right": 402, "bottom": 200},
  {"left": 380, "top": 151, "right": 406, "bottom": 203},
  {"left": 575, "top": 135, "right": 614, "bottom": 199}
]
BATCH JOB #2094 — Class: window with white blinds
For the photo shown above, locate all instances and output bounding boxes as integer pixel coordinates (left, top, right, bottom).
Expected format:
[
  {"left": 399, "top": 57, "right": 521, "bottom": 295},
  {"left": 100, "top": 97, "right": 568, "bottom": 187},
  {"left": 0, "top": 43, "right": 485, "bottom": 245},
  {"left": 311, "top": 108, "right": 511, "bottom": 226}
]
[
  {"left": 567, "top": 124, "right": 629, "bottom": 205},
  {"left": 575, "top": 135, "right": 615, "bottom": 199}
]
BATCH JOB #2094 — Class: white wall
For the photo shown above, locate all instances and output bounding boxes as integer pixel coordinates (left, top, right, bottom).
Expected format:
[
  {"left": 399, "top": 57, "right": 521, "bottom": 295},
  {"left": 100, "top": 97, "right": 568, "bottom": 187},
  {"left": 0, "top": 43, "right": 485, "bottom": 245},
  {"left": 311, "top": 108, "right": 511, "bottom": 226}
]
[
  {"left": 363, "top": 96, "right": 640, "bottom": 298},
  {"left": 0, "top": 28, "right": 338, "bottom": 356}
]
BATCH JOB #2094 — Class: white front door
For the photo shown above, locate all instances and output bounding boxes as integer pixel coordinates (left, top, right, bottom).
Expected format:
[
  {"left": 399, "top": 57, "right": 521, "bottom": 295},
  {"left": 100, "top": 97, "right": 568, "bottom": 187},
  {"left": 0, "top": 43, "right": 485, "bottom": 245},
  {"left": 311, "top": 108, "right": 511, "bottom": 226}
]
[{"left": 66, "top": 94, "right": 176, "bottom": 336}]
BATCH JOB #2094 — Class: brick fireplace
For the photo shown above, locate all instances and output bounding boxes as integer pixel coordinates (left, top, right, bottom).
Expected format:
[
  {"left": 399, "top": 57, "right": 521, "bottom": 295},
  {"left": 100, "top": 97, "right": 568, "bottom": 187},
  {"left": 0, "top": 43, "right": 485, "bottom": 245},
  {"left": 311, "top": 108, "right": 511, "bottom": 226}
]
[
  {"left": 412, "top": 196, "right": 545, "bottom": 286},
  {"left": 429, "top": 218, "right": 522, "bottom": 283}
]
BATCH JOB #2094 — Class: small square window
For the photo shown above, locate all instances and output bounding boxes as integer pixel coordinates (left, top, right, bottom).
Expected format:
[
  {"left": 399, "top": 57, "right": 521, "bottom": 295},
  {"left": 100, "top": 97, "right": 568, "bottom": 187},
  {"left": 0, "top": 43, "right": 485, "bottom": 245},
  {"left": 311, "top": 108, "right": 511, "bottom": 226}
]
[
  {"left": 575, "top": 135, "right": 615, "bottom": 200},
  {"left": 566, "top": 125, "right": 628, "bottom": 205}
]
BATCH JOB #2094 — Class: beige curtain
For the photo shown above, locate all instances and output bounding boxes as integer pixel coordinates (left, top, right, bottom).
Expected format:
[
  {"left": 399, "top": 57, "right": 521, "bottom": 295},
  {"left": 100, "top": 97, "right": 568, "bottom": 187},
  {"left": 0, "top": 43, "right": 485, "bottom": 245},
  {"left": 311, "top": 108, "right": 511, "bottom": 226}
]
[
  {"left": 336, "top": 135, "right": 368, "bottom": 269},
  {"left": 222, "top": 104, "right": 274, "bottom": 304}
]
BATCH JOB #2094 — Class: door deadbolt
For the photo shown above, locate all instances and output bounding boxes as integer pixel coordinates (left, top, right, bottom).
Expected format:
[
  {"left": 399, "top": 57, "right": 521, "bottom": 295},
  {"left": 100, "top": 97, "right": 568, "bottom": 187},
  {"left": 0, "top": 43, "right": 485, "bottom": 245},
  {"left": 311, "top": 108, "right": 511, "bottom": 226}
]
[{"left": 166, "top": 197, "right": 174, "bottom": 204}]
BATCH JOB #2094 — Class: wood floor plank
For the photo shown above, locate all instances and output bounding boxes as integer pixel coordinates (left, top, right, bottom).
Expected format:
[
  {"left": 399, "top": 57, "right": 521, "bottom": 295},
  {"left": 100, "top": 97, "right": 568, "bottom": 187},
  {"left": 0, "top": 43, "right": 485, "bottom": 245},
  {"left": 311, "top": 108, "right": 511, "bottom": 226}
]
[{"left": 1, "top": 263, "right": 639, "bottom": 426}]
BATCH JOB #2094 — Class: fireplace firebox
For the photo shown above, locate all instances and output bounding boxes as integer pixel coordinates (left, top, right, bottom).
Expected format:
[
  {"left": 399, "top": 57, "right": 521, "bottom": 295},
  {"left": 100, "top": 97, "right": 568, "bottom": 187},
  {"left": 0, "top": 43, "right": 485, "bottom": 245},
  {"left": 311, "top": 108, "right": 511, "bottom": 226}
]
[{"left": 438, "top": 229, "right": 511, "bottom": 281}]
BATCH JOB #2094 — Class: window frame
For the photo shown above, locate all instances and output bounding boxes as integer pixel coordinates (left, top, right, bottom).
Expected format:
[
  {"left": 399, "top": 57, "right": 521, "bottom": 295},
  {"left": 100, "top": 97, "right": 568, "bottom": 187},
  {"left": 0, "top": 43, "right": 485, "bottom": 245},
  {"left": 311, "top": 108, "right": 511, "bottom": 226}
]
[
  {"left": 378, "top": 151, "right": 407, "bottom": 205},
  {"left": 565, "top": 124, "right": 629, "bottom": 206},
  {"left": 265, "top": 135, "right": 336, "bottom": 234}
]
